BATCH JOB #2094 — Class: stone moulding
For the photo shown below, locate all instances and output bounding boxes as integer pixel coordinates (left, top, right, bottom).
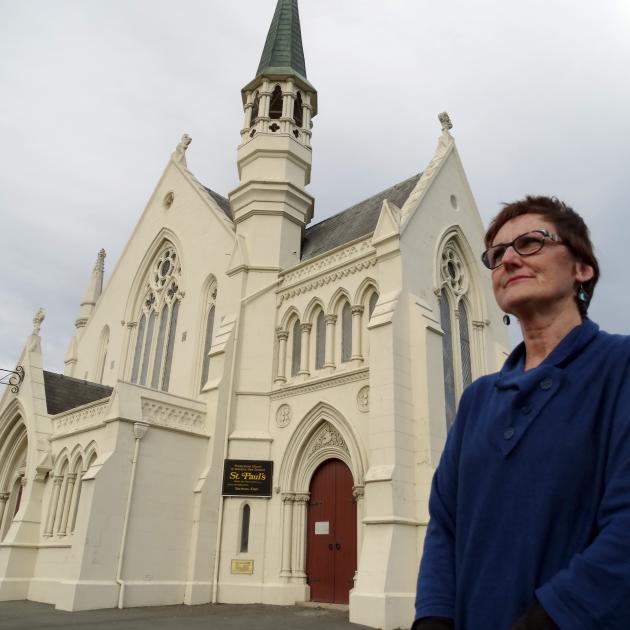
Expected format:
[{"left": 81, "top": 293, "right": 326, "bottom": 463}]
[
  {"left": 140, "top": 397, "right": 207, "bottom": 436},
  {"left": 278, "top": 257, "right": 377, "bottom": 304},
  {"left": 277, "top": 238, "right": 375, "bottom": 303},
  {"left": 271, "top": 368, "right": 369, "bottom": 401},
  {"left": 51, "top": 397, "right": 111, "bottom": 437}
]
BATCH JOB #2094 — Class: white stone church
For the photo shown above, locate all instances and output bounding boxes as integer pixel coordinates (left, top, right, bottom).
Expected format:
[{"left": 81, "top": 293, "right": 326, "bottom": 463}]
[{"left": 0, "top": 2, "right": 508, "bottom": 628}]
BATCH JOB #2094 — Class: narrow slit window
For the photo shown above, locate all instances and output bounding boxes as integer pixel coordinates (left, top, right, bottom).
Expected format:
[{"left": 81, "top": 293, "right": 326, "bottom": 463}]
[
  {"left": 439, "top": 294, "right": 456, "bottom": 429},
  {"left": 269, "top": 85, "right": 283, "bottom": 119},
  {"left": 368, "top": 292, "right": 378, "bottom": 319},
  {"left": 294, "top": 91, "right": 303, "bottom": 127},
  {"left": 130, "top": 314, "right": 146, "bottom": 383},
  {"left": 161, "top": 300, "right": 180, "bottom": 391},
  {"left": 315, "top": 311, "right": 326, "bottom": 369},
  {"left": 341, "top": 303, "right": 352, "bottom": 363},
  {"left": 151, "top": 305, "right": 169, "bottom": 389},
  {"left": 240, "top": 504, "right": 250, "bottom": 553},
  {"left": 250, "top": 92, "right": 260, "bottom": 127},
  {"left": 201, "top": 306, "right": 215, "bottom": 389},
  {"left": 291, "top": 320, "right": 301, "bottom": 376},
  {"left": 459, "top": 301, "right": 472, "bottom": 387},
  {"left": 139, "top": 311, "right": 157, "bottom": 386}
]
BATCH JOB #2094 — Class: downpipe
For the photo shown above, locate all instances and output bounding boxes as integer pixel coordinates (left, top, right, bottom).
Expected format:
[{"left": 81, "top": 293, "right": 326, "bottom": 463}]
[{"left": 116, "top": 422, "right": 149, "bottom": 608}]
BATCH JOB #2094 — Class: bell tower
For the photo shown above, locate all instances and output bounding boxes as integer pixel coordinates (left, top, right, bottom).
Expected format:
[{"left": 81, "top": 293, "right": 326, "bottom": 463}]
[{"left": 229, "top": 0, "right": 317, "bottom": 270}]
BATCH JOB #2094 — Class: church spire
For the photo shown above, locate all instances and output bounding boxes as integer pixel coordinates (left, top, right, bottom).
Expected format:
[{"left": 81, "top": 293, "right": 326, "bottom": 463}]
[
  {"left": 75, "top": 249, "right": 105, "bottom": 331},
  {"left": 229, "top": 0, "right": 317, "bottom": 270},
  {"left": 256, "top": 0, "right": 307, "bottom": 80}
]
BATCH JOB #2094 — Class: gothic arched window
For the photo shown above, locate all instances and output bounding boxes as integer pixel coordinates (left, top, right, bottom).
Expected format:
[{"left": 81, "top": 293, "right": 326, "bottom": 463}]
[
  {"left": 269, "top": 85, "right": 283, "bottom": 119},
  {"left": 240, "top": 503, "right": 251, "bottom": 553},
  {"left": 250, "top": 92, "right": 260, "bottom": 127},
  {"left": 294, "top": 91, "right": 303, "bottom": 127},
  {"left": 368, "top": 292, "right": 378, "bottom": 319},
  {"left": 291, "top": 319, "right": 301, "bottom": 377},
  {"left": 130, "top": 245, "right": 183, "bottom": 392},
  {"left": 341, "top": 302, "right": 352, "bottom": 363},
  {"left": 439, "top": 242, "right": 473, "bottom": 431},
  {"left": 315, "top": 310, "right": 326, "bottom": 370}
]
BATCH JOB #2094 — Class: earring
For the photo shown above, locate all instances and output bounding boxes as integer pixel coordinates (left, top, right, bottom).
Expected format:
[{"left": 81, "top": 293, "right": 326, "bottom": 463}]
[
  {"left": 577, "top": 285, "right": 589, "bottom": 303},
  {"left": 502, "top": 314, "right": 511, "bottom": 326}
]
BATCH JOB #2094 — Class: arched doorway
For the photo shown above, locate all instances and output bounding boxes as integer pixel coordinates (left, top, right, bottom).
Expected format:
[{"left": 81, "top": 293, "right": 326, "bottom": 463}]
[{"left": 306, "top": 458, "right": 356, "bottom": 604}]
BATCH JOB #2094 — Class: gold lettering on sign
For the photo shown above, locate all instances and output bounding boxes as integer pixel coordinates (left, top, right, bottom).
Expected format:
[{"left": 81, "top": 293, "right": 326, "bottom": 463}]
[{"left": 231, "top": 559, "right": 254, "bottom": 575}]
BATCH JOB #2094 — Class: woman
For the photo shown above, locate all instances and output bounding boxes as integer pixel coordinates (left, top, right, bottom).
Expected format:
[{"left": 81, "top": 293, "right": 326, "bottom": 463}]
[{"left": 412, "top": 196, "right": 630, "bottom": 629}]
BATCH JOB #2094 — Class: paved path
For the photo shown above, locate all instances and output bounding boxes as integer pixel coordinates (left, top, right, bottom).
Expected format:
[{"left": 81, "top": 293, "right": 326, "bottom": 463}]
[{"left": 0, "top": 601, "right": 378, "bottom": 630}]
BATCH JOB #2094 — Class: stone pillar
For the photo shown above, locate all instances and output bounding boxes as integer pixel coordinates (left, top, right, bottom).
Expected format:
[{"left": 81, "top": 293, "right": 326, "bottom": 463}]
[
  {"left": 0, "top": 493, "right": 9, "bottom": 533},
  {"left": 351, "top": 305, "right": 364, "bottom": 361},
  {"left": 352, "top": 485, "right": 365, "bottom": 571},
  {"left": 53, "top": 475, "right": 69, "bottom": 534},
  {"left": 58, "top": 473, "right": 77, "bottom": 536},
  {"left": 44, "top": 475, "right": 63, "bottom": 537},
  {"left": 298, "top": 323, "right": 312, "bottom": 376},
  {"left": 324, "top": 315, "right": 337, "bottom": 368},
  {"left": 276, "top": 329, "right": 289, "bottom": 383},
  {"left": 472, "top": 320, "right": 486, "bottom": 378},
  {"left": 292, "top": 493, "right": 309, "bottom": 579},
  {"left": 280, "top": 493, "right": 295, "bottom": 578},
  {"left": 67, "top": 471, "right": 83, "bottom": 534}
]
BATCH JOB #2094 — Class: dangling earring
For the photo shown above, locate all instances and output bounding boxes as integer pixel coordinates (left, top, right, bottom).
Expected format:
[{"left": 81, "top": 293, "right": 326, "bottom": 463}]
[
  {"left": 577, "top": 284, "right": 589, "bottom": 303},
  {"left": 502, "top": 314, "right": 511, "bottom": 326}
]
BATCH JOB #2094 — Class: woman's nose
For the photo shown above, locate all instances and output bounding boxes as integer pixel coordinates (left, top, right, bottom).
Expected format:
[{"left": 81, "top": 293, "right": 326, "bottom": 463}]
[{"left": 501, "top": 244, "right": 521, "bottom": 266}]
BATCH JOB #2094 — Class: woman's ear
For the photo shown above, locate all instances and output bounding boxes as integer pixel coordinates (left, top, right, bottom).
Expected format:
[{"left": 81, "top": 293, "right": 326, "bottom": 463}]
[{"left": 575, "top": 262, "right": 594, "bottom": 284}]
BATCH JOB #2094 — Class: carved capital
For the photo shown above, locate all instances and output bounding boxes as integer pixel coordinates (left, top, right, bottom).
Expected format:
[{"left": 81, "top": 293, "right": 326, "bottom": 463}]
[
  {"left": 276, "top": 329, "right": 289, "bottom": 341},
  {"left": 351, "top": 305, "right": 364, "bottom": 316},
  {"left": 352, "top": 485, "right": 365, "bottom": 500},
  {"left": 281, "top": 492, "right": 296, "bottom": 504},
  {"left": 294, "top": 493, "right": 310, "bottom": 504},
  {"left": 0, "top": 493, "right": 10, "bottom": 503},
  {"left": 325, "top": 314, "right": 337, "bottom": 325},
  {"left": 300, "top": 323, "right": 312, "bottom": 333}
]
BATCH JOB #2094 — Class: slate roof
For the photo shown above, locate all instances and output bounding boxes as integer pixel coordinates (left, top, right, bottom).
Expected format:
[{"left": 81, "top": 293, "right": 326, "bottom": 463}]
[
  {"left": 257, "top": 0, "right": 307, "bottom": 80},
  {"left": 300, "top": 173, "right": 421, "bottom": 261},
  {"left": 204, "top": 187, "right": 232, "bottom": 219},
  {"left": 43, "top": 371, "right": 113, "bottom": 415}
]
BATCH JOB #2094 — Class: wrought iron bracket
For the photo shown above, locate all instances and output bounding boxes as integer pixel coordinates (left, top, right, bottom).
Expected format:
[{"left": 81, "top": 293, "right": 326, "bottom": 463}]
[{"left": 0, "top": 367, "right": 25, "bottom": 394}]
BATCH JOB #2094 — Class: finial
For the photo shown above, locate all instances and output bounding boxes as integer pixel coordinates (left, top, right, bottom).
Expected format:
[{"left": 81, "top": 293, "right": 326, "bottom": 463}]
[
  {"left": 173, "top": 134, "right": 192, "bottom": 163},
  {"left": 32, "top": 307, "right": 46, "bottom": 335},
  {"left": 438, "top": 112, "right": 453, "bottom": 132},
  {"left": 95, "top": 248, "right": 106, "bottom": 272}
]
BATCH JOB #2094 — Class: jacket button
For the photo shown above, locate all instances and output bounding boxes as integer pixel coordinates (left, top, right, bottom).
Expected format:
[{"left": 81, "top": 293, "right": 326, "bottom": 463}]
[
  {"left": 540, "top": 378, "right": 553, "bottom": 390},
  {"left": 521, "top": 404, "right": 532, "bottom": 414},
  {"left": 503, "top": 428, "right": 515, "bottom": 440}
]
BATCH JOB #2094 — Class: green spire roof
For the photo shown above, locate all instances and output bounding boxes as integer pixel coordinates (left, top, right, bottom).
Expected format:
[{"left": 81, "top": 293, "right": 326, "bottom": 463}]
[{"left": 257, "top": 0, "right": 307, "bottom": 80}]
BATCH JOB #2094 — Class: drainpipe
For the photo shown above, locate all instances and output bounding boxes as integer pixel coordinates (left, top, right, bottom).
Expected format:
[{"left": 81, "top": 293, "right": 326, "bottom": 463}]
[{"left": 116, "top": 421, "right": 149, "bottom": 608}]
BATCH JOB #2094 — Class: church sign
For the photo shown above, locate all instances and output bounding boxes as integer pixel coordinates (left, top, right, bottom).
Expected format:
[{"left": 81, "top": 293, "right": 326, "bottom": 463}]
[{"left": 222, "top": 459, "right": 273, "bottom": 497}]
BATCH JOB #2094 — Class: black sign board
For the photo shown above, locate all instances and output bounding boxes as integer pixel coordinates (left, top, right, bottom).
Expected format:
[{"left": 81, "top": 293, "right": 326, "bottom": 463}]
[{"left": 222, "top": 459, "right": 273, "bottom": 497}]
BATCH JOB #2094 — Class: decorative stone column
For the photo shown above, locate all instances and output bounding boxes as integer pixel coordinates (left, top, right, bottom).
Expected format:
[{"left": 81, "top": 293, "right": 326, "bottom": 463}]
[
  {"left": 292, "top": 493, "right": 309, "bottom": 579},
  {"left": 351, "top": 305, "right": 364, "bottom": 362},
  {"left": 44, "top": 475, "right": 63, "bottom": 537},
  {"left": 276, "top": 329, "right": 289, "bottom": 383},
  {"left": 352, "top": 485, "right": 365, "bottom": 570},
  {"left": 472, "top": 320, "right": 486, "bottom": 379},
  {"left": 324, "top": 315, "right": 337, "bottom": 368},
  {"left": 0, "top": 493, "right": 9, "bottom": 533},
  {"left": 298, "top": 323, "right": 312, "bottom": 376},
  {"left": 280, "top": 493, "right": 295, "bottom": 578},
  {"left": 53, "top": 476, "right": 69, "bottom": 534},
  {"left": 67, "top": 471, "right": 83, "bottom": 534},
  {"left": 58, "top": 473, "right": 77, "bottom": 536}
]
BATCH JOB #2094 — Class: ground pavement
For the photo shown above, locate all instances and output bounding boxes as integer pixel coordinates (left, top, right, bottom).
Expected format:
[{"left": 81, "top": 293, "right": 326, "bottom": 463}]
[{"left": 0, "top": 601, "right": 383, "bottom": 630}]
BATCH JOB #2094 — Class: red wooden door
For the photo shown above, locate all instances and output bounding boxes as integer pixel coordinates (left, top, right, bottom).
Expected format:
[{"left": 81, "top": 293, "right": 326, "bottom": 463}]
[{"left": 306, "top": 459, "right": 357, "bottom": 604}]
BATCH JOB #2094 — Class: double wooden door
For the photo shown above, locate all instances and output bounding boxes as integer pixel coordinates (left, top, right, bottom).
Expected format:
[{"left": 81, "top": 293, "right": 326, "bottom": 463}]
[{"left": 306, "top": 459, "right": 357, "bottom": 604}]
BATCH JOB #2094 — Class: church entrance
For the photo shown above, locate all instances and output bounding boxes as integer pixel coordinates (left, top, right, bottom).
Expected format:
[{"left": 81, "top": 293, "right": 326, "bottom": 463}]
[{"left": 306, "top": 458, "right": 356, "bottom": 604}]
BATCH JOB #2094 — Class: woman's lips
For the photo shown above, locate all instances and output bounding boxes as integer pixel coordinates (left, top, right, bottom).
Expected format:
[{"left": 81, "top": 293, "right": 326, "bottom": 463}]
[{"left": 505, "top": 275, "right": 531, "bottom": 287}]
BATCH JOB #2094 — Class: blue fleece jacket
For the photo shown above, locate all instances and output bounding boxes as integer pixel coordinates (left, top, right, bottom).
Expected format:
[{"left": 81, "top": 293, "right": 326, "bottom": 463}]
[{"left": 415, "top": 319, "right": 630, "bottom": 629}]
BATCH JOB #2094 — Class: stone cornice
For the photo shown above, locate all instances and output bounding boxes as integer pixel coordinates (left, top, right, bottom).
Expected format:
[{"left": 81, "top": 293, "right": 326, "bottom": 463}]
[{"left": 271, "top": 367, "right": 369, "bottom": 400}]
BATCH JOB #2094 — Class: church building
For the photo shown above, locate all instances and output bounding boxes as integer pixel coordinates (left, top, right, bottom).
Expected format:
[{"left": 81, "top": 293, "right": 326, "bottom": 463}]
[{"left": 0, "top": 2, "right": 508, "bottom": 628}]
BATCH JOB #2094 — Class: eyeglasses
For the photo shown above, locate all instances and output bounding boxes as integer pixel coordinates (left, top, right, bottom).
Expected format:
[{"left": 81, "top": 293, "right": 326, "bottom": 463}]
[{"left": 481, "top": 229, "right": 564, "bottom": 270}]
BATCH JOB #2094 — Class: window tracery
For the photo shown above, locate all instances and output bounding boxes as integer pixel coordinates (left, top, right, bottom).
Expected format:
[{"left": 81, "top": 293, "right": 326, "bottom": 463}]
[
  {"left": 439, "top": 240, "right": 473, "bottom": 430},
  {"left": 130, "top": 244, "right": 183, "bottom": 392}
]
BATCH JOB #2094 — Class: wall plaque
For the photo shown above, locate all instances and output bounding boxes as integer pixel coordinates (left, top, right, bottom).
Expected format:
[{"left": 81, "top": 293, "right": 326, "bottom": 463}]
[
  {"left": 231, "top": 559, "right": 254, "bottom": 575},
  {"left": 222, "top": 459, "right": 273, "bottom": 497}
]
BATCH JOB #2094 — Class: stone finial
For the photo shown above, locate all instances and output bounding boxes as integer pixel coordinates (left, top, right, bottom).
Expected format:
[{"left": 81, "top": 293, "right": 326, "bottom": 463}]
[
  {"left": 32, "top": 307, "right": 46, "bottom": 335},
  {"left": 438, "top": 112, "right": 453, "bottom": 132},
  {"left": 172, "top": 134, "right": 192, "bottom": 163},
  {"left": 95, "top": 248, "right": 106, "bottom": 273}
]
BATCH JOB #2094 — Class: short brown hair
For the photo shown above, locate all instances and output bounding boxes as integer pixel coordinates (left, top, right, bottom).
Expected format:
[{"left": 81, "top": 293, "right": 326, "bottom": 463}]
[{"left": 484, "top": 195, "right": 600, "bottom": 316}]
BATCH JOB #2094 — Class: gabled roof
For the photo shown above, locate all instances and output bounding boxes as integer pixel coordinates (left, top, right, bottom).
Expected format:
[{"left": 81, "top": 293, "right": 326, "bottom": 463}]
[
  {"left": 43, "top": 371, "right": 113, "bottom": 415},
  {"left": 257, "top": 0, "right": 307, "bottom": 80},
  {"left": 203, "top": 186, "right": 232, "bottom": 219},
  {"left": 300, "top": 173, "right": 421, "bottom": 261}
]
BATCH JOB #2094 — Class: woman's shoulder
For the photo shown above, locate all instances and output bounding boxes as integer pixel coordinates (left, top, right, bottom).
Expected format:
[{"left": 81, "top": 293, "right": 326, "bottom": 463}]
[{"left": 593, "top": 327, "right": 630, "bottom": 361}]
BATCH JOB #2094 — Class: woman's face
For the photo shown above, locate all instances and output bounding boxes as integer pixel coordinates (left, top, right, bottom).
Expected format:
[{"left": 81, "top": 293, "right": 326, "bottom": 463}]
[{"left": 490, "top": 213, "right": 593, "bottom": 319}]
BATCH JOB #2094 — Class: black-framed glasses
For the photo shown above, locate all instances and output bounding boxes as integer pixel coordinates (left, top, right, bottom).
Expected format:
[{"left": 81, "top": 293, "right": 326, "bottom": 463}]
[{"left": 481, "top": 229, "right": 563, "bottom": 270}]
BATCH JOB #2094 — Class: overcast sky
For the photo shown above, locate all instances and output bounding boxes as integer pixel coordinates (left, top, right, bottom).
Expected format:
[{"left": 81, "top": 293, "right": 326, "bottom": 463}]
[{"left": 1, "top": 0, "right": 629, "bottom": 374}]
